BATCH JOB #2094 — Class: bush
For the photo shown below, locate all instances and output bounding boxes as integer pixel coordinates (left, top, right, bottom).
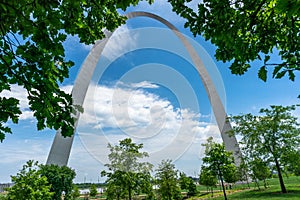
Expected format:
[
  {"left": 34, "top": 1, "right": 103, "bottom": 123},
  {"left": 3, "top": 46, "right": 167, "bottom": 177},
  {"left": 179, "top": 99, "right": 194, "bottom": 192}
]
[
  {"left": 5, "top": 161, "right": 53, "bottom": 200},
  {"left": 89, "top": 184, "right": 98, "bottom": 197}
]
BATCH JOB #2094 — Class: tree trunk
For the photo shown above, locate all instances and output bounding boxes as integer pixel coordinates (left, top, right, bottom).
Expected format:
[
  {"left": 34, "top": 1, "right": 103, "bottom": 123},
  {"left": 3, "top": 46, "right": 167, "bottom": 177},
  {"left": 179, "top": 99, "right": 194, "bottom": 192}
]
[
  {"left": 274, "top": 157, "right": 287, "bottom": 193},
  {"left": 219, "top": 174, "right": 227, "bottom": 200},
  {"left": 246, "top": 179, "right": 250, "bottom": 189},
  {"left": 128, "top": 185, "right": 132, "bottom": 200},
  {"left": 254, "top": 178, "right": 260, "bottom": 190},
  {"left": 245, "top": 173, "right": 250, "bottom": 189},
  {"left": 263, "top": 179, "right": 267, "bottom": 189}
]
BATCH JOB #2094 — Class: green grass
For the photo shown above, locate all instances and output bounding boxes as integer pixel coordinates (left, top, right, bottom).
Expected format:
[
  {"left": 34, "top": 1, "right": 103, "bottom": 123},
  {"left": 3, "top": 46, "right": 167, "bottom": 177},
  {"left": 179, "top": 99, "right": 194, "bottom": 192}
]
[{"left": 190, "top": 176, "right": 300, "bottom": 200}]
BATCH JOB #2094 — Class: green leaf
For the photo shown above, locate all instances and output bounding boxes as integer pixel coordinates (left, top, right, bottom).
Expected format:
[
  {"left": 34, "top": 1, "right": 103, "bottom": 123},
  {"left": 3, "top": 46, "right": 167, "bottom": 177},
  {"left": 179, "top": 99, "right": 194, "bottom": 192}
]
[
  {"left": 264, "top": 55, "right": 270, "bottom": 64},
  {"left": 275, "top": 70, "right": 287, "bottom": 79},
  {"left": 272, "top": 65, "right": 282, "bottom": 78},
  {"left": 288, "top": 70, "right": 295, "bottom": 81},
  {"left": 258, "top": 66, "right": 267, "bottom": 82}
]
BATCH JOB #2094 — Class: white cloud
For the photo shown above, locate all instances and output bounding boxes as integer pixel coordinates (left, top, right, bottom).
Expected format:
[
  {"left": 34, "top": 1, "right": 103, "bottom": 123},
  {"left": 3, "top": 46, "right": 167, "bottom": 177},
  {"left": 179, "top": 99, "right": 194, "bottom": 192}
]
[
  {"left": 130, "top": 0, "right": 185, "bottom": 24},
  {"left": 185, "top": 0, "right": 203, "bottom": 12},
  {"left": 64, "top": 35, "right": 93, "bottom": 51},
  {"left": 0, "top": 139, "right": 50, "bottom": 164},
  {"left": 75, "top": 81, "right": 222, "bottom": 168},
  {"left": 100, "top": 24, "right": 139, "bottom": 61},
  {"left": 61, "top": 85, "right": 73, "bottom": 94},
  {"left": 129, "top": 81, "right": 159, "bottom": 89},
  {"left": 0, "top": 82, "right": 223, "bottom": 183}
]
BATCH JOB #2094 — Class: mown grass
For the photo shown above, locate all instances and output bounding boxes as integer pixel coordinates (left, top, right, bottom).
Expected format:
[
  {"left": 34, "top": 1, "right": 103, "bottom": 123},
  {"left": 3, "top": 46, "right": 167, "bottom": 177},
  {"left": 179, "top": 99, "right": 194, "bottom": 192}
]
[{"left": 190, "top": 176, "right": 300, "bottom": 200}]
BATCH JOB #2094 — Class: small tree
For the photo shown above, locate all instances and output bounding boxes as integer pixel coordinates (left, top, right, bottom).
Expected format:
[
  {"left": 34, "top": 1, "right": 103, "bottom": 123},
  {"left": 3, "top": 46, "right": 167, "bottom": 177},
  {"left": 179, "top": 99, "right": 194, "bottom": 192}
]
[
  {"left": 236, "top": 158, "right": 251, "bottom": 189},
  {"left": 155, "top": 160, "right": 181, "bottom": 200},
  {"left": 6, "top": 160, "right": 53, "bottom": 200},
  {"left": 105, "top": 179, "right": 127, "bottom": 200},
  {"left": 179, "top": 172, "right": 190, "bottom": 191},
  {"left": 72, "top": 185, "right": 81, "bottom": 200},
  {"left": 251, "top": 158, "right": 271, "bottom": 189},
  {"left": 282, "top": 150, "right": 300, "bottom": 176},
  {"left": 101, "top": 138, "right": 153, "bottom": 200},
  {"left": 39, "top": 164, "right": 76, "bottom": 200},
  {"left": 223, "top": 163, "right": 238, "bottom": 187},
  {"left": 199, "top": 166, "right": 217, "bottom": 197},
  {"left": 201, "top": 137, "right": 236, "bottom": 200},
  {"left": 179, "top": 172, "right": 197, "bottom": 197},
  {"left": 89, "top": 184, "right": 98, "bottom": 197},
  {"left": 229, "top": 105, "right": 300, "bottom": 193}
]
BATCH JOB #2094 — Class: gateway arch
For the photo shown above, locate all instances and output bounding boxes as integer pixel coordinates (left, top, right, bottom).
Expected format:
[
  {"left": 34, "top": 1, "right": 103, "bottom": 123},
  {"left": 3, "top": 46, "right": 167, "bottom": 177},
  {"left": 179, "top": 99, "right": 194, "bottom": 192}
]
[{"left": 46, "top": 11, "right": 241, "bottom": 166}]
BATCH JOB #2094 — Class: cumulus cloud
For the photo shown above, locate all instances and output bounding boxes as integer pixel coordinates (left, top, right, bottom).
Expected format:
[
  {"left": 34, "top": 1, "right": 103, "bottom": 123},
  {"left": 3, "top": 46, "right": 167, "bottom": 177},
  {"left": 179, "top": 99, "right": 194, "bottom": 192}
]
[
  {"left": 0, "top": 81, "right": 223, "bottom": 182},
  {"left": 0, "top": 139, "right": 51, "bottom": 164},
  {"left": 64, "top": 35, "right": 93, "bottom": 51},
  {"left": 128, "top": 81, "right": 159, "bottom": 89},
  {"left": 76, "top": 81, "right": 222, "bottom": 166}
]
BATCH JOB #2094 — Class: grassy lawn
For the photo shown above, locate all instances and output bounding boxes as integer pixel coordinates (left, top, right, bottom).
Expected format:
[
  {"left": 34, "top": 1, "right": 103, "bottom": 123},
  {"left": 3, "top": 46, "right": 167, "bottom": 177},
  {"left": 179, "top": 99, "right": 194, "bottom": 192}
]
[{"left": 190, "top": 176, "right": 300, "bottom": 200}]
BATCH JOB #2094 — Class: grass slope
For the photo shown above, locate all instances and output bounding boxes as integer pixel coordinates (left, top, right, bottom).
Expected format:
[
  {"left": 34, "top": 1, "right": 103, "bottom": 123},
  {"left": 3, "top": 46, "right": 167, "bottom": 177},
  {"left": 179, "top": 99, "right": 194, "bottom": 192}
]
[{"left": 191, "top": 176, "right": 300, "bottom": 200}]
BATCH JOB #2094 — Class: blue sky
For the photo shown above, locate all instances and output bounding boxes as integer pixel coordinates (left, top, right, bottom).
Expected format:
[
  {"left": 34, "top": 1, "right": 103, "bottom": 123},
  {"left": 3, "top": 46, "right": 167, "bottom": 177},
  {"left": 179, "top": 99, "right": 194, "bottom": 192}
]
[{"left": 1, "top": 0, "right": 299, "bottom": 183}]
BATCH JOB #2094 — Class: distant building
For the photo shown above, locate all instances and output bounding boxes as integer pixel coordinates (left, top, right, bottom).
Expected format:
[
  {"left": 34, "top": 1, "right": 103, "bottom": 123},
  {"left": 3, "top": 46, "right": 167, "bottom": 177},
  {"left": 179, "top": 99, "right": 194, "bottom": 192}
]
[
  {"left": 79, "top": 188, "right": 104, "bottom": 195},
  {"left": 0, "top": 183, "right": 13, "bottom": 192}
]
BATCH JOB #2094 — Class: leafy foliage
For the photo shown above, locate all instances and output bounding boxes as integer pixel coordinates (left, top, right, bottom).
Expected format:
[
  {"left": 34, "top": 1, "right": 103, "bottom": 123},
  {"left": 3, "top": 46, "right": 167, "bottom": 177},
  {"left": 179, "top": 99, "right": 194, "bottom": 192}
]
[
  {"left": 39, "top": 164, "right": 76, "bottom": 200},
  {"left": 169, "top": 0, "right": 300, "bottom": 83},
  {"left": 179, "top": 172, "right": 197, "bottom": 197},
  {"left": 223, "top": 163, "right": 239, "bottom": 184},
  {"left": 71, "top": 185, "right": 81, "bottom": 200},
  {"left": 229, "top": 105, "right": 300, "bottom": 193},
  {"left": 236, "top": 158, "right": 251, "bottom": 188},
  {"left": 201, "top": 137, "right": 236, "bottom": 200},
  {"left": 282, "top": 150, "right": 300, "bottom": 176},
  {"left": 199, "top": 166, "right": 218, "bottom": 196},
  {"left": 0, "top": 0, "right": 153, "bottom": 141},
  {"left": 5, "top": 160, "right": 53, "bottom": 200},
  {"left": 250, "top": 158, "right": 271, "bottom": 189},
  {"left": 101, "top": 138, "right": 153, "bottom": 200},
  {"left": 89, "top": 184, "right": 98, "bottom": 197},
  {"left": 155, "top": 159, "right": 182, "bottom": 200}
]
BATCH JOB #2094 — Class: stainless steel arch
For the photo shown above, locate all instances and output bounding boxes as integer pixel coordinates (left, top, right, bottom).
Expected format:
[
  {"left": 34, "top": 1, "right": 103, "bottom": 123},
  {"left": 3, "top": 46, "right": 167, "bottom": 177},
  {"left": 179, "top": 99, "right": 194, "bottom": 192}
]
[{"left": 46, "top": 11, "right": 241, "bottom": 166}]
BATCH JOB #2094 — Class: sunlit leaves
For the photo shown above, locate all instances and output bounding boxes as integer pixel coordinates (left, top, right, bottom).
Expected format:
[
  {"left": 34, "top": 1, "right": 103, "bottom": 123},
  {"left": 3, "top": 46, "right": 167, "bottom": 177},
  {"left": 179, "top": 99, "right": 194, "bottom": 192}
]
[
  {"left": 39, "top": 164, "right": 76, "bottom": 200},
  {"left": 201, "top": 137, "right": 236, "bottom": 200},
  {"left": 155, "top": 159, "right": 182, "bottom": 200},
  {"left": 229, "top": 105, "right": 300, "bottom": 193},
  {"left": 169, "top": 0, "right": 300, "bottom": 83},
  {"left": 0, "top": 0, "right": 152, "bottom": 140},
  {"left": 101, "top": 138, "right": 153, "bottom": 200},
  {"left": 0, "top": 97, "right": 21, "bottom": 141},
  {"left": 258, "top": 66, "right": 267, "bottom": 82},
  {"left": 5, "top": 160, "right": 54, "bottom": 200}
]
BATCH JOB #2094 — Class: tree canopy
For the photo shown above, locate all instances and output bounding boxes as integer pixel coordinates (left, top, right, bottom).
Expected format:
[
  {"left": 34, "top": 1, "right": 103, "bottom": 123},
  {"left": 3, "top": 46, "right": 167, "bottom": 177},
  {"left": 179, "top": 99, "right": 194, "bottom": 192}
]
[
  {"left": 199, "top": 166, "right": 218, "bottom": 197},
  {"left": 101, "top": 138, "right": 153, "bottom": 200},
  {"left": 169, "top": 0, "right": 300, "bottom": 83},
  {"left": 201, "top": 137, "right": 236, "bottom": 200},
  {"left": 155, "top": 159, "right": 182, "bottom": 200},
  {"left": 179, "top": 172, "right": 197, "bottom": 197},
  {"left": 0, "top": 0, "right": 153, "bottom": 141},
  {"left": 5, "top": 160, "right": 53, "bottom": 200},
  {"left": 39, "top": 164, "right": 76, "bottom": 200},
  {"left": 229, "top": 105, "right": 300, "bottom": 193}
]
